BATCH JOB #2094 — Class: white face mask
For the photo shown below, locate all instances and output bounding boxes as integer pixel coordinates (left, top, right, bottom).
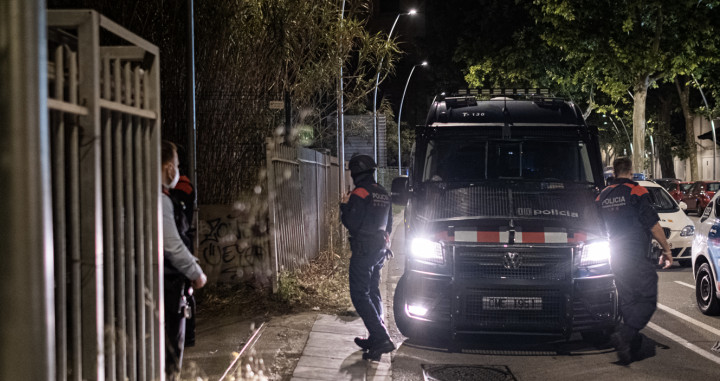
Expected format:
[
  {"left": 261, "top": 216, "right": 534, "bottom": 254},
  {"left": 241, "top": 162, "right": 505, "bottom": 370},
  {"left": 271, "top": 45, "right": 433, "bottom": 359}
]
[{"left": 169, "top": 165, "right": 180, "bottom": 189}]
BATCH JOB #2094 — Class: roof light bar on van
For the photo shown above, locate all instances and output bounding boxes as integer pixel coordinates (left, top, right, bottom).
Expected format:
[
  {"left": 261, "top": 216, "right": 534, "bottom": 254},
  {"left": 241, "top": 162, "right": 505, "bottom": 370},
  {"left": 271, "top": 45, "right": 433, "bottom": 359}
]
[
  {"left": 444, "top": 96, "right": 477, "bottom": 108},
  {"left": 458, "top": 88, "right": 552, "bottom": 97},
  {"left": 532, "top": 95, "right": 565, "bottom": 106}
]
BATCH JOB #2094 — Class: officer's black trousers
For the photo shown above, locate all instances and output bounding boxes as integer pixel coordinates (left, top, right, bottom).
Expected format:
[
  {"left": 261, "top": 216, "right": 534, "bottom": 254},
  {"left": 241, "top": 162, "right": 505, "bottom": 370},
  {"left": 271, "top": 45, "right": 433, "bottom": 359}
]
[
  {"left": 165, "top": 275, "right": 188, "bottom": 380},
  {"left": 611, "top": 249, "right": 658, "bottom": 332},
  {"left": 349, "top": 238, "right": 390, "bottom": 342}
]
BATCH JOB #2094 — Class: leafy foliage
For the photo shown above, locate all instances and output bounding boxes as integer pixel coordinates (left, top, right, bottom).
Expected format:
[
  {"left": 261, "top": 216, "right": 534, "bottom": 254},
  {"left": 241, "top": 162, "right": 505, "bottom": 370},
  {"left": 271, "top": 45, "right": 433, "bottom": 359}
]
[
  {"left": 48, "top": 0, "right": 400, "bottom": 204},
  {"left": 456, "top": 0, "right": 720, "bottom": 175}
]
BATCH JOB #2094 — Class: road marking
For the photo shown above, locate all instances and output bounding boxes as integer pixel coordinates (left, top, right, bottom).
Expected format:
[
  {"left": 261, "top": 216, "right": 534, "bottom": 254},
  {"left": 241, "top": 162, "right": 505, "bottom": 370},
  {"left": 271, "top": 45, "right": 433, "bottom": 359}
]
[
  {"left": 656, "top": 303, "right": 720, "bottom": 337},
  {"left": 674, "top": 280, "right": 695, "bottom": 289},
  {"left": 647, "top": 322, "right": 720, "bottom": 365}
]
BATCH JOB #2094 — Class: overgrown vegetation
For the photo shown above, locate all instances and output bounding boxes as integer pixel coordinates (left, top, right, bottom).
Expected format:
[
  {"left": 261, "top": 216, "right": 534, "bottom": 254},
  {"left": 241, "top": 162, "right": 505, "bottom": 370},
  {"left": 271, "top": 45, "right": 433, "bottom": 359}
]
[
  {"left": 196, "top": 244, "right": 352, "bottom": 318},
  {"left": 276, "top": 248, "right": 352, "bottom": 312}
]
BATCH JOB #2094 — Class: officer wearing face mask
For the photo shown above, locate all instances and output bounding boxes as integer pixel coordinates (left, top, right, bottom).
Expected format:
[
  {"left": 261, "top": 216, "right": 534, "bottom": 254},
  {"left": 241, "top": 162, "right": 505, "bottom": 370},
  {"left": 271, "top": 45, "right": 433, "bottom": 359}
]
[{"left": 161, "top": 140, "right": 206, "bottom": 380}]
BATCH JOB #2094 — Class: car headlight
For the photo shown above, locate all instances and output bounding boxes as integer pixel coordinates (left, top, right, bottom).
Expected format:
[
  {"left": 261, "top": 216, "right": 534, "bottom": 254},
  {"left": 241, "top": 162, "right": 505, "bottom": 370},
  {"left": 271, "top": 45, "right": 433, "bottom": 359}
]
[
  {"left": 579, "top": 240, "right": 610, "bottom": 266},
  {"left": 410, "top": 238, "right": 443, "bottom": 263},
  {"left": 680, "top": 225, "right": 695, "bottom": 237}
]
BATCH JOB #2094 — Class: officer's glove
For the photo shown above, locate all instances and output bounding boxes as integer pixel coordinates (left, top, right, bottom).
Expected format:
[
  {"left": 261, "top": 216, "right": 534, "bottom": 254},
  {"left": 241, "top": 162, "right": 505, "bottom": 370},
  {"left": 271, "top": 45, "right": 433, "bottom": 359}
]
[{"left": 384, "top": 248, "right": 394, "bottom": 260}]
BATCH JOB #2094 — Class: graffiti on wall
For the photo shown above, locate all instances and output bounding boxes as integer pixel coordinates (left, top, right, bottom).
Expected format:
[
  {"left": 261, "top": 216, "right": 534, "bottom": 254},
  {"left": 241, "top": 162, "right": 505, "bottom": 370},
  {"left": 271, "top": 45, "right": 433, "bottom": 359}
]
[{"left": 197, "top": 206, "right": 269, "bottom": 286}]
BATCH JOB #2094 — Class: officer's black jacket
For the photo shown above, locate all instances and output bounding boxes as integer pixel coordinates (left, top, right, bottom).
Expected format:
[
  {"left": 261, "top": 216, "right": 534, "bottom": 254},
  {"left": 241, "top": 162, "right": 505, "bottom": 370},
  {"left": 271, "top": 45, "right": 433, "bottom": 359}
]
[
  {"left": 595, "top": 177, "right": 660, "bottom": 249},
  {"left": 340, "top": 173, "right": 393, "bottom": 238}
]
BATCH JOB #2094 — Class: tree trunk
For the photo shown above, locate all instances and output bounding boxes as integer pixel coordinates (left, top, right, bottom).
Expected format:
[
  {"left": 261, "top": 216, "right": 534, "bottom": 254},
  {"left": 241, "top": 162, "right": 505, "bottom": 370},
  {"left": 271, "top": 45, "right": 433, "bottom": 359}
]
[
  {"left": 676, "top": 76, "right": 698, "bottom": 181},
  {"left": 632, "top": 76, "right": 649, "bottom": 173},
  {"left": 657, "top": 93, "right": 676, "bottom": 179}
]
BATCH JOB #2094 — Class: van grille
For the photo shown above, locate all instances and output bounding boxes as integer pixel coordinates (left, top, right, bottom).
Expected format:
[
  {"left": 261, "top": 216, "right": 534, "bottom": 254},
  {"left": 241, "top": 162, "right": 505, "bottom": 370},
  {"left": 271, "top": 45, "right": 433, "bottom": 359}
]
[{"left": 453, "top": 246, "right": 572, "bottom": 281}]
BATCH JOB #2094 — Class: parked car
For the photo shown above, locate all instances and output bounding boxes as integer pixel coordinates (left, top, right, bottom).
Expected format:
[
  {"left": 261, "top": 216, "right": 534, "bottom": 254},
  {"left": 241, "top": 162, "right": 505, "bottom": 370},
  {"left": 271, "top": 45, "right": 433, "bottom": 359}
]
[
  {"left": 682, "top": 181, "right": 720, "bottom": 215},
  {"left": 691, "top": 192, "right": 720, "bottom": 315},
  {"left": 655, "top": 178, "right": 683, "bottom": 201},
  {"left": 680, "top": 181, "right": 693, "bottom": 196},
  {"left": 638, "top": 181, "right": 694, "bottom": 266}
]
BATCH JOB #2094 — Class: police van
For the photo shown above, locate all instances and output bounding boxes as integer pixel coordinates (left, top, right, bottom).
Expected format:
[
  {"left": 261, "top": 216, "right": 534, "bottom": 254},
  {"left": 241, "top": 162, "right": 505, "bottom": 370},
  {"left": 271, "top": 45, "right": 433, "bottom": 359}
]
[{"left": 391, "top": 93, "right": 618, "bottom": 343}]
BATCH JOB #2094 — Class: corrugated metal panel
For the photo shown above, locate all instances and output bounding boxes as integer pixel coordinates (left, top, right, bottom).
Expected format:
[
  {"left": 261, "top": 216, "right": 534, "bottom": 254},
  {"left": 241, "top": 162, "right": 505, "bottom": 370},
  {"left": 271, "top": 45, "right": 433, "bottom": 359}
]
[{"left": 266, "top": 140, "right": 344, "bottom": 290}]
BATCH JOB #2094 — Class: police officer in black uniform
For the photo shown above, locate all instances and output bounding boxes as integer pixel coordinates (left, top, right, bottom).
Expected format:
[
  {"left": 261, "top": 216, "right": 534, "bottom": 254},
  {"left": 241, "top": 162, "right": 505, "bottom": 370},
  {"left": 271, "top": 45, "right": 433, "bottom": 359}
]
[
  {"left": 596, "top": 157, "right": 673, "bottom": 364},
  {"left": 340, "top": 154, "right": 395, "bottom": 361}
]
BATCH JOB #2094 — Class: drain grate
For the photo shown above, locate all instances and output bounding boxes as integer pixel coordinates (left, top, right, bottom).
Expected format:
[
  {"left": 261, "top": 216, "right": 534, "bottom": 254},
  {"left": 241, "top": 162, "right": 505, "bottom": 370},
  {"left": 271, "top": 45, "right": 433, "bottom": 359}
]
[{"left": 422, "top": 364, "right": 517, "bottom": 381}]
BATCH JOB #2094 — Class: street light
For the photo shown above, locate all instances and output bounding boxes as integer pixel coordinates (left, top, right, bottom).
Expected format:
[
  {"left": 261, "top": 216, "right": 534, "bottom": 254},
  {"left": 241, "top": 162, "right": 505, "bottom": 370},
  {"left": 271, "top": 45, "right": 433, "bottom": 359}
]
[
  {"left": 373, "top": 9, "right": 417, "bottom": 170},
  {"left": 397, "top": 61, "right": 427, "bottom": 175}
]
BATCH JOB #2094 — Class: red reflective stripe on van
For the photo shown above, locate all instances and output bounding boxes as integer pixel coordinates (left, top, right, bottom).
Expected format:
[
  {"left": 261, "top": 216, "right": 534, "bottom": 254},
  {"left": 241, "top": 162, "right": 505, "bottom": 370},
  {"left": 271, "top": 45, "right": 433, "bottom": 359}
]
[
  {"left": 477, "top": 231, "right": 500, "bottom": 242},
  {"left": 520, "top": 231, "right": 545, "bottom": 243},
  {"left": 567, "top": 232, "right": 587, "bottom": 243},
  {"left": 434, "top": 230, "right": 455, "bottom": 242}
]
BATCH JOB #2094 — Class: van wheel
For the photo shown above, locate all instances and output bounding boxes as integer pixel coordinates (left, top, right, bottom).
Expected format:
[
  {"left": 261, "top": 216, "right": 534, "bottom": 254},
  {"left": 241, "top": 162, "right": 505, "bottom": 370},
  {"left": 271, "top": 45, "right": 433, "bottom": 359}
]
[
  {"left": 393, "top": 274, "right": 418, "bottom": 338},
  {"left": 696, "top": 263, "right": 720, "bottom": 315}
]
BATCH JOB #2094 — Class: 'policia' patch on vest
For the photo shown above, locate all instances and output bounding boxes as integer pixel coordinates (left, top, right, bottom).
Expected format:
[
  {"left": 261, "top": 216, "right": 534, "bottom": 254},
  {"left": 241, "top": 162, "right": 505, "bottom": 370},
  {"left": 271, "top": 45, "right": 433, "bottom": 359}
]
[{"left": 601, "top": 196, "right": 626, "bottom": 209}]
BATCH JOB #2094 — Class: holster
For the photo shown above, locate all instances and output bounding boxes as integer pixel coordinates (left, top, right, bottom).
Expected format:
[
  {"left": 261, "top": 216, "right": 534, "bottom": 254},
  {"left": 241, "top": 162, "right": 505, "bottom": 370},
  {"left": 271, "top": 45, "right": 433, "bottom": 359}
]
[{"left": 184, "top": 283, "right": 196, "bottom": 347}]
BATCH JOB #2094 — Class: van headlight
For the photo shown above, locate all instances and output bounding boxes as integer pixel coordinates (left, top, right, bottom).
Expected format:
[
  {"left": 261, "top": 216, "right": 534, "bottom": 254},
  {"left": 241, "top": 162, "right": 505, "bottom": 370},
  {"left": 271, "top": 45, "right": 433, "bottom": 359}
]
[
  {"left": 680, "top": 225, "right": 694, "bottom": 237},
  {"left": 410, "top": 238, "right": 443, "bottom": 263},
  {"left": 579, "top": 240, "right": 610, "bottom": 266}
]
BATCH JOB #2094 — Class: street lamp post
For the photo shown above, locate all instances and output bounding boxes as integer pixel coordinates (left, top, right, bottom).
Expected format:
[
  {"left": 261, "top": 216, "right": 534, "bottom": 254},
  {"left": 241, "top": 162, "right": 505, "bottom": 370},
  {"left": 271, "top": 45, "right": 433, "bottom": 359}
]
[
  {"left": 338, "top": 0, "right": 346, "bottom": 196},
  {"left": 397, "top": 61, "right": 427, "bottom": 175},
  {"left": 373, "top": 9, "right": 416, "bottom": 170}
]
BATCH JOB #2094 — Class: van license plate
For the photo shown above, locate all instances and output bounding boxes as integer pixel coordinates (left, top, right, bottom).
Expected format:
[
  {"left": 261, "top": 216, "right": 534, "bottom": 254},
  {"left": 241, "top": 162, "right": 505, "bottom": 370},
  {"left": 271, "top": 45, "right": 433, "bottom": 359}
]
[{"left": 482, "top": 296, "right": 542, "bottom": 310}]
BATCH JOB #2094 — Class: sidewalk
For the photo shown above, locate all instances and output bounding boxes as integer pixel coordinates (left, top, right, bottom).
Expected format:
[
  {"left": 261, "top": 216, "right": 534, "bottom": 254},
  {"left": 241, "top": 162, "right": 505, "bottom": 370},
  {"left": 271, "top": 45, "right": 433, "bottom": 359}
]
[
  {"left": 289, "top": 314, "right": 391, "bottom": 381},
  {"left": 289, "top": 214, "right": 401, "bottom": 380},
  {"left": 185, "top": 213, "right": 402, "bottom": 380}
]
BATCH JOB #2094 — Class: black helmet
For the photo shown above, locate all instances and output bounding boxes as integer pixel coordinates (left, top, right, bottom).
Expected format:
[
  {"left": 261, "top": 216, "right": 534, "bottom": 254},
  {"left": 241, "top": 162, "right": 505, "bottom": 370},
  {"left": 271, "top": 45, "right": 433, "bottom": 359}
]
[{"left": 349, "top": 154, "right": 377, "bottom": 177}]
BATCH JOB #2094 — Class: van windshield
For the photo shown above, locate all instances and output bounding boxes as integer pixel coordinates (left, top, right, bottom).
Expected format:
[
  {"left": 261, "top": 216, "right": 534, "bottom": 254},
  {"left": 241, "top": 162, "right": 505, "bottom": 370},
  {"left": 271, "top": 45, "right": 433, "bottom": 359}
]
[{"left": 422, "top": 139, "right": 594, "bottom": 183}]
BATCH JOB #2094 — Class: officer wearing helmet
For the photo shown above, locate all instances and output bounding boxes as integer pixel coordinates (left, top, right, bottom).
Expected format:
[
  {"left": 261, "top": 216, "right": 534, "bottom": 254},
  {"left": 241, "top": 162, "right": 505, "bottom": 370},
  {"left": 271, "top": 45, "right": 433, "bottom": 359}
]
[{"left": 340, "top": 154, "right": 395, "bottom": 361}]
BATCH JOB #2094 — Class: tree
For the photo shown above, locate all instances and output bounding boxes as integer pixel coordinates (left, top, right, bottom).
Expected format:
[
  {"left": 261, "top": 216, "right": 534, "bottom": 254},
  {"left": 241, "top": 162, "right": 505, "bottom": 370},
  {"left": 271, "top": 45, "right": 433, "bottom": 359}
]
[
  {"left": 529, "top": 0, "right": 720, "bottom": 175},
  {"left": 661, "top": 0, "right": 720, "bottom": 180},
  {"left": 453, "top": 1, "right": 603, "bottom": 119}
]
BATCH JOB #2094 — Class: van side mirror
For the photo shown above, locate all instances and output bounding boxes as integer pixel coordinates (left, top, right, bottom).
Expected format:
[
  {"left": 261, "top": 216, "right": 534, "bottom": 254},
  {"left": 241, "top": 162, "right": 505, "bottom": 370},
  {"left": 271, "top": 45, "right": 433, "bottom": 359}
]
[{"left": 391, "top": 176, "right": 410, "bottom": 205}]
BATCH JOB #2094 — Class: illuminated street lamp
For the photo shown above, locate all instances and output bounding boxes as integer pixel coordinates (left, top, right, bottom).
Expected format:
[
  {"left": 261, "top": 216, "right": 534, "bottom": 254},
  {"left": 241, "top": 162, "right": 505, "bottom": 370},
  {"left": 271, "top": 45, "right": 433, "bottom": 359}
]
[
  {"left": 397, "top": 61, "right": 427, "bottom": 175},
  {"left": 373, "top": 9, "right": 417, "bottom": 169}
]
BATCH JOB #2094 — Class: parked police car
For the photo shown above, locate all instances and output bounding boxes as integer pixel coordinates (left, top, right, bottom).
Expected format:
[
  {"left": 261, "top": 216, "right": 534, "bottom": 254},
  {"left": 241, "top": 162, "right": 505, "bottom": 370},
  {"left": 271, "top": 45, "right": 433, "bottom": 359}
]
[
  {"left": 391, "top": 94, "right": 619, "bottom": 343},
  {"left": 636, "top": 180, "right": 694, "bottom": 266},
  {"left": 692, "top": 192, "right": 720, "bottom": 314}
]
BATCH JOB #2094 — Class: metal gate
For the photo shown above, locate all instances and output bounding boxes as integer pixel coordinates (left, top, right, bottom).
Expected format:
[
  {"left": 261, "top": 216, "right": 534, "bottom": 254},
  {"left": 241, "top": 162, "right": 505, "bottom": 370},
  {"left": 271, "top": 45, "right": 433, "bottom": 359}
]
[{"left": 47, "top": 10, "right": 162, "bottom": 381}]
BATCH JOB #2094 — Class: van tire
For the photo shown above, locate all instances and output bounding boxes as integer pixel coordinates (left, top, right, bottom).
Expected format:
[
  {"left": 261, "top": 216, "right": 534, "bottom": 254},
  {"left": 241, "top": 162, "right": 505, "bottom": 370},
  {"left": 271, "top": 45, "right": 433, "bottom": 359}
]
[{"left": 696, "top": 263, "right": 720, "bottom": 315}]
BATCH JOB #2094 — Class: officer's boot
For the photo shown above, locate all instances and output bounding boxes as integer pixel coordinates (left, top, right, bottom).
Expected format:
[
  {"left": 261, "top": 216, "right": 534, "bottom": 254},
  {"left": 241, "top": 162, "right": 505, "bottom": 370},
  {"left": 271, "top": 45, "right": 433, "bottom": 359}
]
[
  {"left": 354, "top": 336, "right": 374, "bottom": 351},
  {"left": 610, "top": 325, "right": 637, "bottom": 365},
  {"left": 362, "top": 338, "right": 395, "bottom": 361}
]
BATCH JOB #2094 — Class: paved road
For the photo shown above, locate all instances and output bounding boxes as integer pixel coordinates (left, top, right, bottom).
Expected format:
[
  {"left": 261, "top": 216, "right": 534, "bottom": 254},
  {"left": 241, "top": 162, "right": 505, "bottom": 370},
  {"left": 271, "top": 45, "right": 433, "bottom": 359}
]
[{"left": 385, "top": 214, "right": 720, "bottom": 380}]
